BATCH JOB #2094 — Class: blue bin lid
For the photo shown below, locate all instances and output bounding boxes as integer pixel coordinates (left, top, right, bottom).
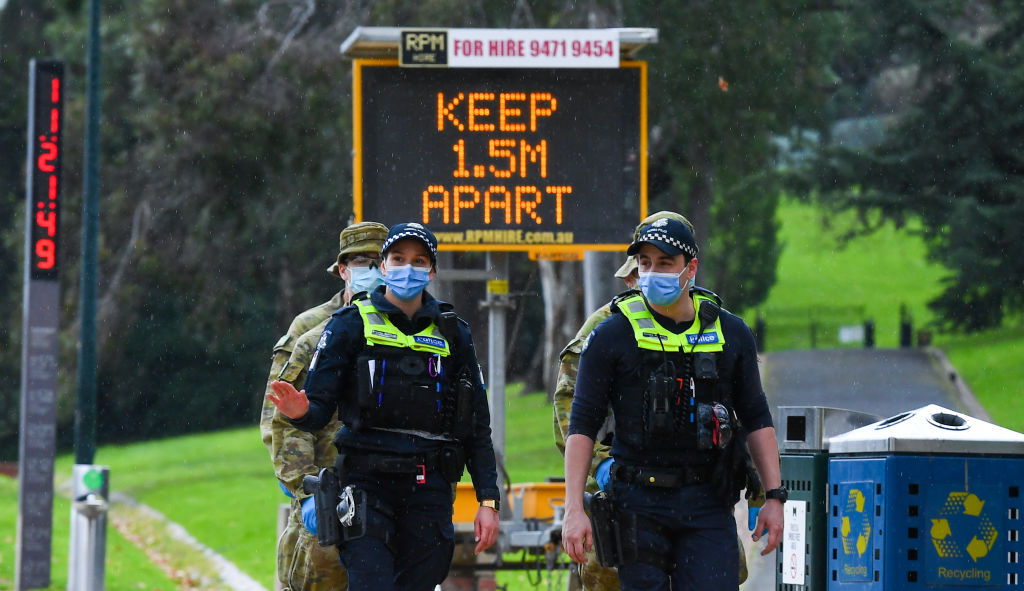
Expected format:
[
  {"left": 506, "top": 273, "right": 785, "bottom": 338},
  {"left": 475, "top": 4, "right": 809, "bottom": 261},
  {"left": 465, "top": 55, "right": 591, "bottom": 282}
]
[{"left": 828, "top": 404, "right": 1024, "bottom": 455}]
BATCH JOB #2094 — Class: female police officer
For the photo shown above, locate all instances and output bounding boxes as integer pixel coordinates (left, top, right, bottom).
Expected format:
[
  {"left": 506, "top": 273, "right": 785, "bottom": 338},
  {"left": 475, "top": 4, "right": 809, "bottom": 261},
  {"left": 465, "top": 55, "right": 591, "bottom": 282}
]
[
  {"left": 268, "top": 222, "right": 500, "bottom": 591},
  {"left": 561, "top": 217, "right": 785, "bottom": 590}
]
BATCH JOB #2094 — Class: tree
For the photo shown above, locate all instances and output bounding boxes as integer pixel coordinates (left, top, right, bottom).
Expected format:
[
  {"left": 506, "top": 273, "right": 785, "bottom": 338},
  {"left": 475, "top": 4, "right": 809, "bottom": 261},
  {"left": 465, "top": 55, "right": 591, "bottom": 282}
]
[
  {"left": 614, "top": 2, "right": 837, "bottom": 311},
  {"left": 802, "top": 0, "right": 1024, "bottom": 331}
]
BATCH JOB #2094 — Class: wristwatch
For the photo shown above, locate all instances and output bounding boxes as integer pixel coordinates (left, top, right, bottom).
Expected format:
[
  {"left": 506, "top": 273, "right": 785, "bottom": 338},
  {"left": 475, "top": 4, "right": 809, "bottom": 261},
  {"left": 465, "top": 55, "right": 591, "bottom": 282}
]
[
  {"left": 480, "top": 499, "right": 500, "bottom": 512},
  {"left": 765, "top": 486, "right": 789, "bottom": 504}
]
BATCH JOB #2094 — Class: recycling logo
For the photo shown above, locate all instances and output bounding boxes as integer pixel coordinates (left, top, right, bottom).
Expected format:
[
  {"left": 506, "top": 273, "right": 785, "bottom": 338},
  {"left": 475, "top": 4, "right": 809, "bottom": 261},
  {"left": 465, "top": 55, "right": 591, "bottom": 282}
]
[
  {"left": 930, "top": 492, "right": 998, "bottom": 562},
  {"left": 840, "top": 488, "right": 872, "bottom": 557}
]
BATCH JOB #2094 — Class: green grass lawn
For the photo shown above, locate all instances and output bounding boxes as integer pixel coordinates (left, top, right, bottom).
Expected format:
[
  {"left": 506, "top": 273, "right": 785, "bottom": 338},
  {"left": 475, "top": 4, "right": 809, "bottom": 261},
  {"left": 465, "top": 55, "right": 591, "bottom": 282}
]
[
  {"left": 935, "top": 323, "right": 1024, "bottom": 433},
  {"left": 52, "top": 428, "right": 285, "bottom": 589},
  {"left": 0, "top": 475, "right": 177, "bottom": 591},
  {"left": 748, "top": 197, "right": 951, "bottom": 350}
]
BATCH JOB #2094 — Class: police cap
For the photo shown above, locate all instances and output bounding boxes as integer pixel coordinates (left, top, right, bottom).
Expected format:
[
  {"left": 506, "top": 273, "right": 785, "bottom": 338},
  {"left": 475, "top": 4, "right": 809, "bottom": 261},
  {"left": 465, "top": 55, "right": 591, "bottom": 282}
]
[
  {"left": 615, "top": 212, "right": 696, "bottom": 277},
  {"left": 381, "top": 222, "right": 438, "bottom": 267},
  {"left": 626, "top": 217, "right": 699, "bottom": 259}
]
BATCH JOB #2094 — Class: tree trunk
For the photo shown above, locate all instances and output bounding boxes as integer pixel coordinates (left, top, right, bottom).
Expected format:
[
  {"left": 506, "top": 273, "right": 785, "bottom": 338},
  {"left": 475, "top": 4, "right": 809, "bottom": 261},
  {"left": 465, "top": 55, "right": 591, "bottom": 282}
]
[{"left": 686, "top": 138, "right": 714, "bottom": 279}]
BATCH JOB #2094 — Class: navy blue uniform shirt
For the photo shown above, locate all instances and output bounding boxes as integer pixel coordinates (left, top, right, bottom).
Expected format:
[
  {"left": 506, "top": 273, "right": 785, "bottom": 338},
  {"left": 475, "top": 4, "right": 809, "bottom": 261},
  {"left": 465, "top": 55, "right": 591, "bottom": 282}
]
[
  {"left": 292, "top": 286, "right": 500, "bottom": 500},
  {"left": 567, "top": 299, "right": 773, "bottom": 467}
]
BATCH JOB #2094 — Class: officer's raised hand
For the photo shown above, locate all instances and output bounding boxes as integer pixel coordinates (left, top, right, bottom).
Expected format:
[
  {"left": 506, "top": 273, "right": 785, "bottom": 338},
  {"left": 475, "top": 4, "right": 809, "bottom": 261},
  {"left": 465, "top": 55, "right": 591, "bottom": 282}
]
[{"left": 267, "top": 380, "right": 310, "bottom": 420}]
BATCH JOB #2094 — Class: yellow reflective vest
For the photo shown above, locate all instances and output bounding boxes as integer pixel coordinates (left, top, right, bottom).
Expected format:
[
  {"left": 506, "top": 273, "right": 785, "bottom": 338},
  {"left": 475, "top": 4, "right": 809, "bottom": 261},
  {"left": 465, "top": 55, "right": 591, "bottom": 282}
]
[
  {"left": 353, "top": 299, "right": 450, "bottom": 356},
  {"left": 614, "top": 293, "right": 726, "bottom": 353}
]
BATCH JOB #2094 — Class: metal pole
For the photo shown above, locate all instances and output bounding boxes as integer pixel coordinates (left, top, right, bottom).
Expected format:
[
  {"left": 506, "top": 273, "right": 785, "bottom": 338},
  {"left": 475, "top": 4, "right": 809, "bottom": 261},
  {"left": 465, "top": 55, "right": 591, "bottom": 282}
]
[
  {"left": 75, "top": 0, "right": 101, "bottom": 465},
  {"left": 70, "top": 4, "right": 108, "bottom": 591},
  {"left": 485, "top": 252, "right": 509, "bottom": 469},
  {"left": 583, "top": 251, "right": 621, "bottom": 314}
]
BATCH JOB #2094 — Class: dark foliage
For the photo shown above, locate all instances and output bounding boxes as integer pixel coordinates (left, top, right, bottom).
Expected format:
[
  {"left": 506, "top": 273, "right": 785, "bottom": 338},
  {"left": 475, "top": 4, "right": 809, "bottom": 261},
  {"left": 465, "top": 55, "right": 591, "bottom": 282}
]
[{"left": 798, "top": 0, "right": 1024, "bottom": 331}]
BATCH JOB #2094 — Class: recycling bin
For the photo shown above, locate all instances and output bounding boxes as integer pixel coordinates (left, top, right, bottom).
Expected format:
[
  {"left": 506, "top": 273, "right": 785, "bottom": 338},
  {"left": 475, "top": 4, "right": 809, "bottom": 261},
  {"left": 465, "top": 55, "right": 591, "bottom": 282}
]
[
  {"left": 776, "top": 406, "right": 881, "bottom": 590},
  {"left": 826, "top": 405, "right": 1024, "bottom": 589}
]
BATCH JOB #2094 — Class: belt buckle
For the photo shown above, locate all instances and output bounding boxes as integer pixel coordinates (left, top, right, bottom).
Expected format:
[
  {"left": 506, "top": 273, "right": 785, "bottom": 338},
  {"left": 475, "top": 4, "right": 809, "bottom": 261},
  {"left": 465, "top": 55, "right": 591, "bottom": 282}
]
[{"left": 416, "top": 464, "right": 426, "bottom": 484}]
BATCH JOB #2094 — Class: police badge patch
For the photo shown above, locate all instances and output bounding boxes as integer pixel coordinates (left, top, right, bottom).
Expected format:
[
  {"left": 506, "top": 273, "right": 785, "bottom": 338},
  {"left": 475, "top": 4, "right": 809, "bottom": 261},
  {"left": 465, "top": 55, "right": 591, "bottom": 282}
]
[
  {"left": 310, "top": 329, "right": 332, "bottom": 371},
  {"left": 581, "top": 331, "right": 595, "bottom": 353}
]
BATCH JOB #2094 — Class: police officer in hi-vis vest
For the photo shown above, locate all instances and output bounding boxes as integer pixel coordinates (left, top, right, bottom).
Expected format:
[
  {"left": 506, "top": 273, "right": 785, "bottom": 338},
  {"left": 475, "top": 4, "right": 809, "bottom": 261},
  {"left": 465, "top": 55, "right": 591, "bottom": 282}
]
[
  {"left": 260, "top": 221, "right": 389, "bottom": 591},
  {"left": 268, "top": 222, "right": 500, "bottom": 591},
  {"left": 561, "top": 216, "right": 785, "bottom": 590}
]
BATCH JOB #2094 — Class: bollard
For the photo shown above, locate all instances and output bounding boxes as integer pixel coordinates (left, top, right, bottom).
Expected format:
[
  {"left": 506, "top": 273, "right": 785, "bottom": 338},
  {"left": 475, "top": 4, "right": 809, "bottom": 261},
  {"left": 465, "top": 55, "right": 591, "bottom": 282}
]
[
  {"left": 863, "top": 318, "right": 875, "bottom": 348},
  {"left": 68, "top": 464, "right": 109, "bottom": 591}
]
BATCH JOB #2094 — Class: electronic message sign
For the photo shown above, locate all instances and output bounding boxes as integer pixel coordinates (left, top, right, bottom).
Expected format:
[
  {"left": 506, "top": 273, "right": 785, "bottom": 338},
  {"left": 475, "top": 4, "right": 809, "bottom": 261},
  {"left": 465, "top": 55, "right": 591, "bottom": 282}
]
[{"left": 353, "top": 60, "right": 647, "bottom": 252}]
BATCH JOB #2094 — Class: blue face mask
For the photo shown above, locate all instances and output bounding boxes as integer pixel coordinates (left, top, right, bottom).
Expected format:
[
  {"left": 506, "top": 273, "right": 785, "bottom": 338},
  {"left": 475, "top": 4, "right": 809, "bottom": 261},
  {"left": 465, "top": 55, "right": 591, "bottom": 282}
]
[
  {"left": 638, "top": 269, "right": 687, "bottom": 306},
  {"left": 347, "top": 265, "right": 384, "bottom": 295},
  {"left": 383, "top": 264, "right": 431, "bottom": 301}
]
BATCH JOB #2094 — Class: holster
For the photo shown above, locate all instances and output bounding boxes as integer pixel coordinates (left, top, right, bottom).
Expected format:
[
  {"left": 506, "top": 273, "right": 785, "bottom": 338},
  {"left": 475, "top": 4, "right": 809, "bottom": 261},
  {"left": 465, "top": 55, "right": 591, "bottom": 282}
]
[
  {"left": 337, "top": 485, "right": 369, "bottom": 542},
  {"left": 584, "top": 491, "right": 637, "bottom": 568},
  {"left": 710, "top": 423, "right": 750, "bottom": 507},
  {"left": 302, "top": 467, "right": 342, "bottom": 547},
  {"left": 438, "top": 444, "right": 466, "bottom": 483}
]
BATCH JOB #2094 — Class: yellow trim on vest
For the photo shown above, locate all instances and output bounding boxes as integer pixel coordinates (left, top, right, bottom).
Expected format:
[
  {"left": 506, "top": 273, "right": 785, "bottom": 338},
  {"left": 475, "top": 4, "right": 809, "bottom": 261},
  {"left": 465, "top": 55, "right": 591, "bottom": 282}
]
[
  {"left": 354, "top": 300, "right": 451, "bottom": 356},
  {"left": 616, "top": 293, "right": 725, "bottom": 352}
]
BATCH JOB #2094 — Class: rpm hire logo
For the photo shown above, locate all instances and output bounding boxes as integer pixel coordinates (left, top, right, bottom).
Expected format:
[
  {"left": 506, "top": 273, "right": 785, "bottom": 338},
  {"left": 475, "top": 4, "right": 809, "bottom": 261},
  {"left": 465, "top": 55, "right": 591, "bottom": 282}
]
[{"left": 400, "top": 30, "right": 448, "bottom": 67}]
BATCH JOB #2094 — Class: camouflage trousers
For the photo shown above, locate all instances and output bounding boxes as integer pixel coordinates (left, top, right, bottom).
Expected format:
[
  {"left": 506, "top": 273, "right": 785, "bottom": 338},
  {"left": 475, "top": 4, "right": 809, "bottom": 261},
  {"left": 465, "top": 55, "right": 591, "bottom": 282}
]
[
  {"left": 277, "top": 499, "right": 349, "bottom": 591},
  {"left": 576, "top": 534, "right": 748, "bottom": 590}
]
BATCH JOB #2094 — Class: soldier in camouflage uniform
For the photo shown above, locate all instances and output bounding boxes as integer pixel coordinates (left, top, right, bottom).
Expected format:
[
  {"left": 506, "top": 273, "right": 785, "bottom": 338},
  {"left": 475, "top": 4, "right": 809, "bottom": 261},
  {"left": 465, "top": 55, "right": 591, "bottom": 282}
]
[
  {"left": 553, "top": 212, "right": 748, "bottom": 589},
  {"left": 261, "top": 221, "right": 388, "bottom": 591}
]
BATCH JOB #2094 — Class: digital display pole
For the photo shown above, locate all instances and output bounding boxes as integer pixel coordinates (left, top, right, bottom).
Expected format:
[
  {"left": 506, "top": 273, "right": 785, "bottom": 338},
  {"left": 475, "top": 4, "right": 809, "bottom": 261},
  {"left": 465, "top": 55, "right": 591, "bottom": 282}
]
[{"left": 17, "top": 59, "right": 64, "bottom": 590}]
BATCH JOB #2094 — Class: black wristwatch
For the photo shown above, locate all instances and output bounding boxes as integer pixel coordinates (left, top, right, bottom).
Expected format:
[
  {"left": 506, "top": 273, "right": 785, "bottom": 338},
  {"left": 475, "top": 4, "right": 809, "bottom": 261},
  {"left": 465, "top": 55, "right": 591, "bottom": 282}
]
[{"left": 765, "top": 486, "right": 788, "bottom": 504}]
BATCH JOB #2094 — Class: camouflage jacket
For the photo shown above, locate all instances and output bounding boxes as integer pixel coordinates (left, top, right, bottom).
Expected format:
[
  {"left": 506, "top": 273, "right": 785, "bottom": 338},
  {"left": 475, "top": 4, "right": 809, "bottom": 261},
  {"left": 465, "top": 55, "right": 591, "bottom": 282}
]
[
  {"left": 553, "top": 302, "right": 615, "bottom": 491},
  {"left": 260, "top": 292, "right": 345, "bottom": 498}
]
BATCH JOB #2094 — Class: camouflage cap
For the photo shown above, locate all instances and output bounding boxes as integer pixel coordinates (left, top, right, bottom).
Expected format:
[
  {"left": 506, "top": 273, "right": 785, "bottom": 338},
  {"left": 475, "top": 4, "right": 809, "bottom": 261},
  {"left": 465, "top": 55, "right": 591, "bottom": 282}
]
[
  {"left": 327, "top": 221, "right": 389, "bottom": 277},
  {"left": 615, "top": 211, "right": 696, "bottom": 277}
]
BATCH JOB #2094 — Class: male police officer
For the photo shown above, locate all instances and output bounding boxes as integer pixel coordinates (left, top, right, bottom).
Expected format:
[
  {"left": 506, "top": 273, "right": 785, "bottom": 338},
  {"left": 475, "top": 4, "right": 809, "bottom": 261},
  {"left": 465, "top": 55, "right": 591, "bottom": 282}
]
[
  {"left": 267, "top": 222, "right": 500, "bottom": 591},
  {"left": 561, "top": 217, "right": 784, "bottom": 590},
  {"left": 261, "top": 221, "right": 388, "bottom": 591},
  {"left": 553, "top": 212, "right": 751, "bottom": 589}
]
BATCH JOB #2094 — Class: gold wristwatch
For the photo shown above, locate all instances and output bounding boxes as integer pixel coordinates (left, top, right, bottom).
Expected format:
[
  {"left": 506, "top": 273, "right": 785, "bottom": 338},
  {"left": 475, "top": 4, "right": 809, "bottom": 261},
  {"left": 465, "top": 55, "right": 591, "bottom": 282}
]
[{"left": 480, "top": 499, "right": 500, "bottom": 512}]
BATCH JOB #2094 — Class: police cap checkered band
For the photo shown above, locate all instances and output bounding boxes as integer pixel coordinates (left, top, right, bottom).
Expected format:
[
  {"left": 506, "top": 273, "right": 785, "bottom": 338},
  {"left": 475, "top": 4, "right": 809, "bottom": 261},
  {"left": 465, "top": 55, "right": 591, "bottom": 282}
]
[
  {"left": 626, "top": 217, "right": 698, "bottom": 258},
  {"left": 381, "top": 222, "right": 438, "bottom": 264}
]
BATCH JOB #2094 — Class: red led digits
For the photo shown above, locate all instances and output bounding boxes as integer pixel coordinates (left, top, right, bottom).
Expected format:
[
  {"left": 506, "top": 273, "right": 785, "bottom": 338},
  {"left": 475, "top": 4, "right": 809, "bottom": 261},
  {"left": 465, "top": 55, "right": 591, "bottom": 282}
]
[
  {"left": 36, "top": 210, "right": 57, "bottom": 237},
  {"left": 35, "top": 239, "right": 56, "bottom": 269},
  {"left": 37, "top": 136, "right": 58, "bottom": 172},
  {"left": 29, "top": 63, "right": 63, "bottom": 277}
]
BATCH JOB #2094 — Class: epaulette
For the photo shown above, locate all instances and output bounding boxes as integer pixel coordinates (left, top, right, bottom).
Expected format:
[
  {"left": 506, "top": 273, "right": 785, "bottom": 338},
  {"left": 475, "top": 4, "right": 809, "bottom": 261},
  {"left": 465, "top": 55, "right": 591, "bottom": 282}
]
[
  {"left": 610, "top": 288, "right": 642, "bottom": 314},
  {"left": 691, "top": 285, "right": 723, "bottom": 307}
]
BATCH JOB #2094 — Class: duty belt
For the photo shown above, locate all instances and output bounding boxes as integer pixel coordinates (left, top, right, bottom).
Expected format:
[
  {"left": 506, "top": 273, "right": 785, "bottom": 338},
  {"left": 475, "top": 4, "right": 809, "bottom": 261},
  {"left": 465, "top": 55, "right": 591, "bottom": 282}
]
[
  {"left": 612, "top": 463, "right": 712, "bottom": 488},
  {"left": 343, "top": 450, "right": 444, "bottom": 475}
]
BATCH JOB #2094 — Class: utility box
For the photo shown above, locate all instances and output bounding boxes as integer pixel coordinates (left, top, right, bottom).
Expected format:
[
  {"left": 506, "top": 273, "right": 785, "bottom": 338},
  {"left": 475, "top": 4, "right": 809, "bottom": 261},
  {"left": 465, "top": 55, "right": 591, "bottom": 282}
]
[
  {"left": 826, "top": 405, "right": 1024, "bottom": 589},
  {"left": 776, "top": 406, "right": 881, "bottom": 590}
]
